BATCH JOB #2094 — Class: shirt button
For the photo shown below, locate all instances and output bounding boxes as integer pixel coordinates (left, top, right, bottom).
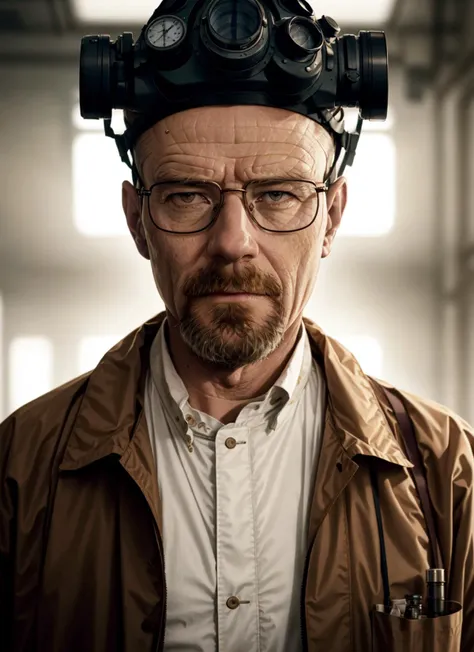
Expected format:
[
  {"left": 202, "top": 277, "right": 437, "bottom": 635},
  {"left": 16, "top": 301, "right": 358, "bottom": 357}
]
[
  {"left": 186, "top": 415, "right": 196, "bottom": 426},
  {"left": 225, "top": 437, "right": 237, "bottom": 450},
  {"left": 226, "top": 596, "right": 240, "bottom": 610}
]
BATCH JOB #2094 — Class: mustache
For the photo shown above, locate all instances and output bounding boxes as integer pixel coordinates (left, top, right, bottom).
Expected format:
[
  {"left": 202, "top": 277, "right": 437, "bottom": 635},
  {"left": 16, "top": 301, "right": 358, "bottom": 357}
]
[{"left": 182, "top": 265, "right": 282, "bottom": 298}]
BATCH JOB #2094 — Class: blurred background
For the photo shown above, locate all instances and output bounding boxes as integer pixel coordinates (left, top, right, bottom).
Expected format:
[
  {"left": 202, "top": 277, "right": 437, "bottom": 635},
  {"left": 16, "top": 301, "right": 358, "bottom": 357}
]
[{"left": 0, "top": 0, "right": 473, "bottom": 424}]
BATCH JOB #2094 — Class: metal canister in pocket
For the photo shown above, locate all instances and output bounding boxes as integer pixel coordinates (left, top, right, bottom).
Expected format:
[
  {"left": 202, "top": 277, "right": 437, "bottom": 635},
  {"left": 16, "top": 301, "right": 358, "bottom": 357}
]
[
  {"left": 372, "top": 600, "right": 463, "bottom": 652},
  {"left": 404, "top": 595, "right": 423, "bottom": 620},
  {"left": 426, "top": 569, "right": 446, "bottom": 618}
]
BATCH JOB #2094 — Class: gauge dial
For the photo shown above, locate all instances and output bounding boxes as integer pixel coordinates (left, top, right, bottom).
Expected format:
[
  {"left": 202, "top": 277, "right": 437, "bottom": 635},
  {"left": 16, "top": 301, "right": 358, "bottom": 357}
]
[
  {"left": 288, "top": 18, "right": 323, "bottom": 52},
  {"left": 145, "top": 16, "right": 186, "bottom": 50}
]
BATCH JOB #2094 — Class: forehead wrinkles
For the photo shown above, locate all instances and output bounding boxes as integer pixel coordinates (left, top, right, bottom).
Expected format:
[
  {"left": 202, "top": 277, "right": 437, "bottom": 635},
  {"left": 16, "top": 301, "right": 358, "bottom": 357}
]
[{"left": 137, "top": 108, "right": 333, "bottom": 177}]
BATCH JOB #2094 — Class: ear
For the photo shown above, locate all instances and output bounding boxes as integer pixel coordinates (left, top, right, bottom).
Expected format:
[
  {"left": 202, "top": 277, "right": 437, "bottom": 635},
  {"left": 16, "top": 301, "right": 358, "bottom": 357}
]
[
  {"left": 122, "top": 181, "right": 151, "bottom": 260},
  {"left": 321, "top": 177, "right": 348, "bottom": 259}
]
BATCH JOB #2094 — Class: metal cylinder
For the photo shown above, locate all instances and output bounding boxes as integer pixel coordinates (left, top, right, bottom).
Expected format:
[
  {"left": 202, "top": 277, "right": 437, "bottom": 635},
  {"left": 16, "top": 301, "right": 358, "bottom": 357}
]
[
  {"left": 404, "top": 594, "right": 423, "bottom": 620},
  {"left": 426, "top": 568, "right": 446, "bottom": 617}
]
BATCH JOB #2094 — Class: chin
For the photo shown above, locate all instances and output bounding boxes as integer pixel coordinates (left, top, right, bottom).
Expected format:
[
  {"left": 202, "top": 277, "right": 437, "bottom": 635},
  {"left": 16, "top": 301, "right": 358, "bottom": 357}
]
[{"left": 179, "top": 300, "right": 286, "bottom": 368}]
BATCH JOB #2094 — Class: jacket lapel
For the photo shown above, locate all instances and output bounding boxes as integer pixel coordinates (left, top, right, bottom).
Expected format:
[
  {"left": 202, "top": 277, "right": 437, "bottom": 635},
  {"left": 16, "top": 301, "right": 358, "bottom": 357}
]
[
  {"left": 306, "top": 411, "right": 360, "bottom": 545},
  {"left": 59, "top": 314, "right": 165, "bottom": 473},
  {"left": 59, "top": 314, "right": 166, "bottom": 537},
  {"left": 302, "top": 318, "right": 414, "bottom": 548}
]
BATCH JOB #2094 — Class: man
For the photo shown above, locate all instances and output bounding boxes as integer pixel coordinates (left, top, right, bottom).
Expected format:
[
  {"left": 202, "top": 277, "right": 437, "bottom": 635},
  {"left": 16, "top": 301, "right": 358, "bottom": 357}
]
[{"left": 1, "top": 3, "right": 474, "bottom": 652}]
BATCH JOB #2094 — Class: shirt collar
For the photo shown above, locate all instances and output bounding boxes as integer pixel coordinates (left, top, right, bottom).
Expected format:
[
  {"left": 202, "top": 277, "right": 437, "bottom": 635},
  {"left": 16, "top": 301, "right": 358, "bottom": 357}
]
[
  {"left": 265, "top": 326, "right": 315, "bottom": 431},
  {"left": 266, "top": 324, "right": 308, "bottom": 401},
  {"left": 148, "top": 319, "right": 313, "bottom": 440},
  {"left": 60, "top": 312, "right": 412, "bottom": 472},
  {"left": 154, "top": 319, "right": 190, "bottom": 412}
]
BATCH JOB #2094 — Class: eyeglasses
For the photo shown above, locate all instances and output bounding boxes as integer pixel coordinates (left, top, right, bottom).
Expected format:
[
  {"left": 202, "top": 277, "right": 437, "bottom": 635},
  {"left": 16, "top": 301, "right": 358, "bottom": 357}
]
[{"left": 138, "top": 178, "right": 329, "bottom": 234}]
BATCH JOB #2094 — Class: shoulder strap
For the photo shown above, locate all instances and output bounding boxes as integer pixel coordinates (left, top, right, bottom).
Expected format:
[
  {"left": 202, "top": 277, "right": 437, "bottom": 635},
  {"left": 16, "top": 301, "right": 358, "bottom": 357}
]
[{"left": 376, "top": 383, "right": 443, "bottom": 571}]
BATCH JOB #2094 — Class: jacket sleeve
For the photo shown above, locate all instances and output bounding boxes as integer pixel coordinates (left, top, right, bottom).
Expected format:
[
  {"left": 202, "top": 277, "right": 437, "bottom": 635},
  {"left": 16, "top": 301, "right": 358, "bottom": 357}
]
[
  {"left": 450, "top": 417, "right": 474, "bottom": 652},
  {"left": 0, "top": 416, "right": 16, "bottom": 651}
]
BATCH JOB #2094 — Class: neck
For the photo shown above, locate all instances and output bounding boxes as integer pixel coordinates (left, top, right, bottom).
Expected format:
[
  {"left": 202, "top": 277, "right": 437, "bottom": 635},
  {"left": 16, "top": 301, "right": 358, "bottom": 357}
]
[{"left": 165, "top": 314, "right": 303, "bottom": 424}]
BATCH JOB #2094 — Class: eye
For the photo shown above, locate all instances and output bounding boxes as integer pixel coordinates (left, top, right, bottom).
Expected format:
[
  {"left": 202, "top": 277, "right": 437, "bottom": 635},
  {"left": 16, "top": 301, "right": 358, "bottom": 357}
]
[
  {"left": 167, "top": 192, "right": 211, "bottom": 206},
  {"left": 173, "top": 192, "right": 197, "bottom": 203},
  {"left": 256, "top": 189, "right": 298, "bottom": 205},
  {"left": 263, "top": 190, "right": 293, "bottom": 202}
]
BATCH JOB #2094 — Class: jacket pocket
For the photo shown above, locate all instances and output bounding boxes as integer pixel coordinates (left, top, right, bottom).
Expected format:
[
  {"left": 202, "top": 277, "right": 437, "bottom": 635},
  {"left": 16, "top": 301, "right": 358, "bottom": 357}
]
[{"left": 371, "top": 601, "right": 463, "bottom": 652}]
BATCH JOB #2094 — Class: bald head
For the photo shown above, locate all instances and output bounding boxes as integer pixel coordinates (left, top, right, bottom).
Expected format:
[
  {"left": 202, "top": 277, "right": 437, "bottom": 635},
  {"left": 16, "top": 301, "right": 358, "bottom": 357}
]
[{"left": 126, "top": 105, "right": 336, "bottom": 186}]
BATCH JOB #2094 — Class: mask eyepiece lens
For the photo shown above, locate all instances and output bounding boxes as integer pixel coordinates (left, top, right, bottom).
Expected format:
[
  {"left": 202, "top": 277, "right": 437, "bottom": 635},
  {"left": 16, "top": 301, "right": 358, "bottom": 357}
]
[{"left": 207, "top": 0, "right": 264, "bottom": 50}]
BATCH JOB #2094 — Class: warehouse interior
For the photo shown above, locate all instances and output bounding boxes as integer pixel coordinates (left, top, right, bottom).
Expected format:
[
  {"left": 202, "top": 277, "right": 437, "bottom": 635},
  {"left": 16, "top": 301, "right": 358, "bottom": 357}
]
[{"left": 0, "top": 0, "right": 472, "bottom": 425}]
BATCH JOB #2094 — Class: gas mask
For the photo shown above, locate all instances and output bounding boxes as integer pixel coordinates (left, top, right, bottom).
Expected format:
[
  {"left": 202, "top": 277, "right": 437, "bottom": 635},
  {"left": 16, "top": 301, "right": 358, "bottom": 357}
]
[{"left": 79, "top": 0, "right": 389, "bottom": 185}]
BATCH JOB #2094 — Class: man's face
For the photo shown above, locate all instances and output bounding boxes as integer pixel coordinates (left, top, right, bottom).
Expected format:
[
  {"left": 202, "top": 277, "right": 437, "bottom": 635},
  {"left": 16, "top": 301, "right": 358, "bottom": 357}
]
[{"left": 122, "top": 105, "right": 347, "bottom": 370}]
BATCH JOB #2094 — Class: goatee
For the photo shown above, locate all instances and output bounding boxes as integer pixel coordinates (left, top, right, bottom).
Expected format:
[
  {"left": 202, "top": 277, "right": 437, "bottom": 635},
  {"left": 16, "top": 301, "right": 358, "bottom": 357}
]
[{"left": 179, "top": 265, "right": 285, "bottom": 371}]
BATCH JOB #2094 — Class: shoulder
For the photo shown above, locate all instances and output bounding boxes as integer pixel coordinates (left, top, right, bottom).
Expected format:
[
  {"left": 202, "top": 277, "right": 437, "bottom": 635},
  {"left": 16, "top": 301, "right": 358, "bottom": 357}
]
[
  {"left": 371, "top": 376, "right": 474, "bottom": 482},
  {"left": 0, "top": 372, "right": 92, "bottom": 480},
  {"left": 377, "top": 377, "right": 472, "bottom": 441}
]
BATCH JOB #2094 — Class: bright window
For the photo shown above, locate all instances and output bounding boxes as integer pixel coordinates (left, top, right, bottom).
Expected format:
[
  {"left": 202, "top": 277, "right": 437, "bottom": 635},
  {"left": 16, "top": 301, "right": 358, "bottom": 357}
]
[
  {"left": 79, "top": 336, "right": 121, "bottom": 375},
  {"left": 72, "top": 105, "right": 129, "bottom": 237},
  {"left": 338, "top": 132, "right": 396, "bottom": 237},
  {"left": 8, "top": 337, "right": 54, "bottom": 413},
  {"left": 72, "top": 133, "right": 129, "bottom": 237},
  {"left": 336, "top": 335, "right": 383, "bottom": 378}
]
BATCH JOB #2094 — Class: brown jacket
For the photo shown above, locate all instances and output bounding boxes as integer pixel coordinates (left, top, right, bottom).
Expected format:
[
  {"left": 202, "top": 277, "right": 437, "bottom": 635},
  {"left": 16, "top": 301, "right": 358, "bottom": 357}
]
[{"left": 1, "top": 313, "right": 473, "bottom": 652}]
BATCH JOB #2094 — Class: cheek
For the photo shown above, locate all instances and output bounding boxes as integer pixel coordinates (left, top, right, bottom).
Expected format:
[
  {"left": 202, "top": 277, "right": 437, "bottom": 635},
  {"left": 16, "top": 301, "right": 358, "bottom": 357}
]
[
  {"left": 147, "top": 234, "right": 203, "bottom": 313},
  {"left": 148, "top": 239, "right": 181, "bottom": 306},
  {"left": 281, "top": 230, "right": 321, "bottom": 305}
]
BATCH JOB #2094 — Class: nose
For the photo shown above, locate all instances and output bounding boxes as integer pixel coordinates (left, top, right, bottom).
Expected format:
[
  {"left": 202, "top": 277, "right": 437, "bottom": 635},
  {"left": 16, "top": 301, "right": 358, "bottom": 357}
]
[{"left": 206, "top": 191, "right": 259, "bottom": 263}]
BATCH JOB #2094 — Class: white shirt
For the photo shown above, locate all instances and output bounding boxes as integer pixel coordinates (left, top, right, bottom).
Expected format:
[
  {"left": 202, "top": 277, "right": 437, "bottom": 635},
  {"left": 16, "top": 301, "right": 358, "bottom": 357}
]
[{"left": 144, "top": 320, "right": 327, "bottom": 652}]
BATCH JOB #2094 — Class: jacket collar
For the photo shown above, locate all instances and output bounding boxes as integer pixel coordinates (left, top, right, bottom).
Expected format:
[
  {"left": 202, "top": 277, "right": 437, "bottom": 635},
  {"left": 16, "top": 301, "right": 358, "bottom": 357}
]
[
  {"left": 60, "top": 313, "right": 411, "bottom": 471},
  {"left": 304, "top": 320, "right": 412, "bottom": 467}
]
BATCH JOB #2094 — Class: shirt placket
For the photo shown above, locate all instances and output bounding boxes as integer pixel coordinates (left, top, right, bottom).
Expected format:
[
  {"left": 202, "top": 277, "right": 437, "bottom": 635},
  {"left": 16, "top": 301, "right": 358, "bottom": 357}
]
[{"left": 215, "top": 425, "right": 260, "bottom": 652}]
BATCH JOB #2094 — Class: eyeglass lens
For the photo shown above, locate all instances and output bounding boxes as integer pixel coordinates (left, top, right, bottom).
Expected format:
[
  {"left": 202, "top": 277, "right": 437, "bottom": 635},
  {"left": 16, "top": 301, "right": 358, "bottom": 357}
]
[{"left": 146, "top": 180, "right": 321, "bottom": 233}]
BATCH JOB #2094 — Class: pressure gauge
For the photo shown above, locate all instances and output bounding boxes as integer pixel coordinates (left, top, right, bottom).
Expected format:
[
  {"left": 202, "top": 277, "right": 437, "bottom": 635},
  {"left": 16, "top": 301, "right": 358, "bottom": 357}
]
[{"left": 145, "top": 16, "right": 187, "bottom": 51}]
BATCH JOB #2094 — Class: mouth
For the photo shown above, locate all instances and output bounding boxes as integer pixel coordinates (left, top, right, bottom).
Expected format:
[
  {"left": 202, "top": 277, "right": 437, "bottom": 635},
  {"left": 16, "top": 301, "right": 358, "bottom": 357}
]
[
  {"left": 208, "top": 291, "right": 260, "bottom": 295},
  {"left": 197, "top": 292, "right": 267, "bottom": 300}
]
